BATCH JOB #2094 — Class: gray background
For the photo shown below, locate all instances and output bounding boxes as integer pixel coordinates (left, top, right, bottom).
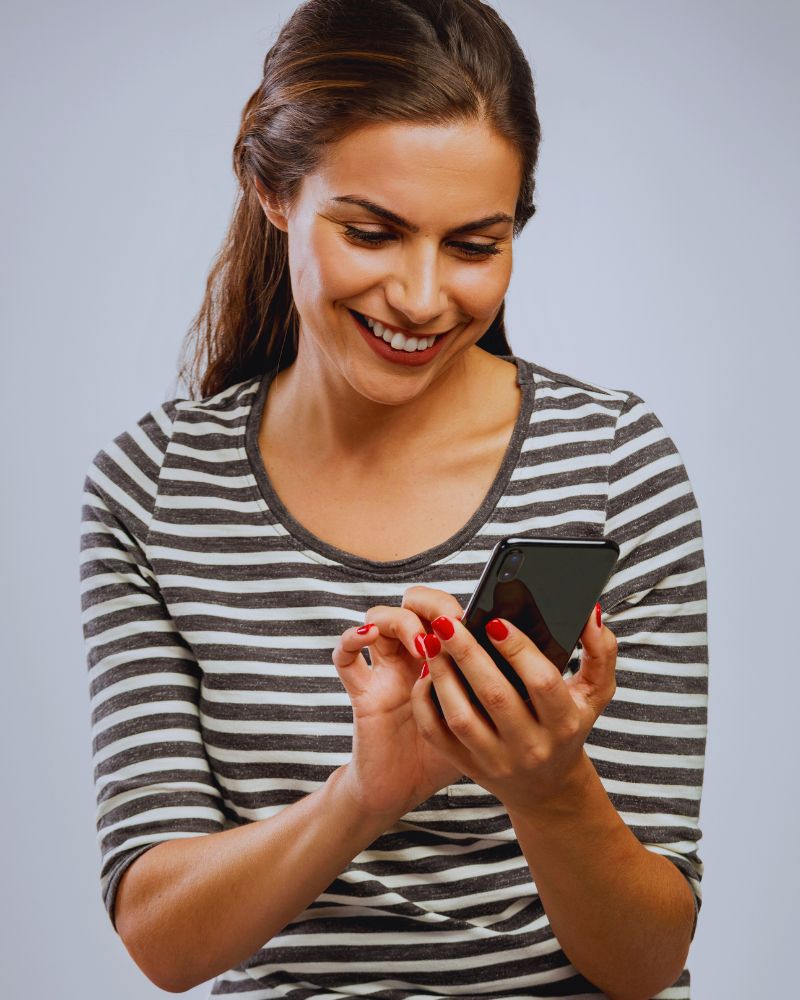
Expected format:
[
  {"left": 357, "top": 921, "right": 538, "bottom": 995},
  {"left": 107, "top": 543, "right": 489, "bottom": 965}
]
[{"left": 2, "top": 1, "right": 797, "bottom": 995}]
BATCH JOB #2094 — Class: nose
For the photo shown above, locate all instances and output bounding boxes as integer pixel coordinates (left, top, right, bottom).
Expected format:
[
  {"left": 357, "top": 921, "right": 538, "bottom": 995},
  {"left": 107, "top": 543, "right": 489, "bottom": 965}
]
[{"left": 382, "top": 241, "right": 449, "bottom": 328}]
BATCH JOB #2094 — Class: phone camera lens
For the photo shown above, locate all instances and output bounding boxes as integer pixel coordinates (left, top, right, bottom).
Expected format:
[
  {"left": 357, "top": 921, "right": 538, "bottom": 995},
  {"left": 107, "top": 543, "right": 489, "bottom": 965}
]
[{"left": 499, "top": 549, "right": 523, "bottom": 582}]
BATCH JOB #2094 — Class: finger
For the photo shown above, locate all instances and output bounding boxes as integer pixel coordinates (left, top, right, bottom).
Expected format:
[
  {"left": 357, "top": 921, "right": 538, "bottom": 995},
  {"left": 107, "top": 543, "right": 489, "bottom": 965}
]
[
  {"left": 401, "top": 585, "right": 465, "bottom": 635},
  {"left": 410, "top": 661, "right": 475, "bottom": 770},
  {"left": 427, "top": 615, "right": 516, "bottom": 742},
  {"left": 570, "top": 603, "right": 618, "bottom": 706},
  {"left": 331, "top": 623, "right": 380, "bottom": 698},
  {"left": 480, "top": 616, "right": 578, "bottom": 732},
  {"left": 365, "top": 603, "right": 430, "bottom": 661}
]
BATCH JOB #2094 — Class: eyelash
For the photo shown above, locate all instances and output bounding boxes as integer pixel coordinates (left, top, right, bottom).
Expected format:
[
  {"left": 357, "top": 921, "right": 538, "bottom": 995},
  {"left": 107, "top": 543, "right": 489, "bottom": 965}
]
[{"left": 343, "top": 225, "right": 503, "bottom": 258}]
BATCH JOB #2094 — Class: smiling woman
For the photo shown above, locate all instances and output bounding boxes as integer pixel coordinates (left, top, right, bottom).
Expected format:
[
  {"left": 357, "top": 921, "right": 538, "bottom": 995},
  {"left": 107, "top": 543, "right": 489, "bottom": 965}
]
[
  {"left": 79, "top": 1, "right": 708, "bottom": 999},
  {"left": 251, "top": 117, "right": 521, "bottom": 381},
  {"left": 176, "top": 3, "right": 539, "bottom": 403}
]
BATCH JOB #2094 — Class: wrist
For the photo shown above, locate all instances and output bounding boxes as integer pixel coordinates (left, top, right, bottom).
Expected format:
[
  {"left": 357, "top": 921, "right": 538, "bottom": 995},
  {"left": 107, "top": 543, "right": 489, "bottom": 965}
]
[
  {"left": 327, "top": 764, "right": 405, "bottom": 831},
  {"left": 505, "top": 749, "right": 597, "bottom": 825}
]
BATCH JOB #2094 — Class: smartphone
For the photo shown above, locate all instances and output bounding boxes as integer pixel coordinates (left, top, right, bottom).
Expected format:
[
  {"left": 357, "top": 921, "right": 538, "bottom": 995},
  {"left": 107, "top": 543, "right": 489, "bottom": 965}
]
[{"left": 430, "top": 536, "right": 620, "bottom": 718}]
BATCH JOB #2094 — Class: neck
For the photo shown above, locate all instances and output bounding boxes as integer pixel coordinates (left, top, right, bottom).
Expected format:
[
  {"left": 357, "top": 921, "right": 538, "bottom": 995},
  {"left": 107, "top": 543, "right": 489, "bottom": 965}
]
[{"left": 262, "top": 339, "right": 502, "bottom": 471}]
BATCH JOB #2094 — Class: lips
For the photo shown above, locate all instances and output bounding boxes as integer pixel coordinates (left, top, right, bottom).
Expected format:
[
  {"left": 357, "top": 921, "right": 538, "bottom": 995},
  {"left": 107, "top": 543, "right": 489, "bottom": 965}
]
[
  {"left": 349, "top": 306, "right": 452, "bottom": 366},
  {"left": 348, "top": 308, "right": 450, "bottom": 339}
]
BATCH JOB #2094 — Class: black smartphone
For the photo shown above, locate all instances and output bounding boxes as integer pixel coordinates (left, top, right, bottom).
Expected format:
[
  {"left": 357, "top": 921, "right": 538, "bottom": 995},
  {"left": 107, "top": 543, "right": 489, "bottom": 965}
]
[{"left": 430, "top": 536, "right": 620, "bottom": 718}]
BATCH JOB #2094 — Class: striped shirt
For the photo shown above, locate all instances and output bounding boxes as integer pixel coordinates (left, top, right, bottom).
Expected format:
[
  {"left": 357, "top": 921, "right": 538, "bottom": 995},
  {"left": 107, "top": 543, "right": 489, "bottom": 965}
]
[{"left": 79, "top": 354, "right": 708, "bottom": 998}]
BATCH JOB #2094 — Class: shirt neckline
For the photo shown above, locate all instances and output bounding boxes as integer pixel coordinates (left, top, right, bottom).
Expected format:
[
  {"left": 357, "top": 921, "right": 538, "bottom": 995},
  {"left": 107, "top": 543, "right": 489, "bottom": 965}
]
[{"left": 243, "top": 354, "right": 536, "bottom": 578}]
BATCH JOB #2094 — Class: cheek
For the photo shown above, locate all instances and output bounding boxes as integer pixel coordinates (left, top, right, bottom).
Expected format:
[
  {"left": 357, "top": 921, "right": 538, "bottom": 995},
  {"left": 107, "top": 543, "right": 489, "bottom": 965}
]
[
  {"left": 302, "top": 228, "right": 381, "bottom": 302},
  {"left": 454, "top": 262, "right": 512, "bottom": 320}
]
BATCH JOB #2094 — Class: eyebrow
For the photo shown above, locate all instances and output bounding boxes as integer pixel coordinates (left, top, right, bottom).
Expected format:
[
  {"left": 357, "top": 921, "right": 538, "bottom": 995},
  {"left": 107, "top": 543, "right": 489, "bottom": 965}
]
[{"left": 329, "top": 195, "right": 514, "bottom": 236}]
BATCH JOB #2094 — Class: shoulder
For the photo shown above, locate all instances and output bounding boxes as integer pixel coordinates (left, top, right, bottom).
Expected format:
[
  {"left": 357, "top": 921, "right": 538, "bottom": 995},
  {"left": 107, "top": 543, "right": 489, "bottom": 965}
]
[
  {"left": 522, "top": 357, "right": 634, "bottom": 412},
  {"left": 516, "top": 357, "right": 648, "bottom": 444},
  {"left": 516, "top": 357, "right": 689, "bottom": 476},
  {"left": 82, "top": 374, "right": 263, "bottom": 544}
]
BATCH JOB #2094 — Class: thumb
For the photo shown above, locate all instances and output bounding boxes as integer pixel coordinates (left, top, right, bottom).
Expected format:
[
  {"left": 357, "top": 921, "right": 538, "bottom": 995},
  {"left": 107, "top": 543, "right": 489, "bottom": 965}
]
[{"left": 570, "top": 603, "right": 617, "bottom": 704}]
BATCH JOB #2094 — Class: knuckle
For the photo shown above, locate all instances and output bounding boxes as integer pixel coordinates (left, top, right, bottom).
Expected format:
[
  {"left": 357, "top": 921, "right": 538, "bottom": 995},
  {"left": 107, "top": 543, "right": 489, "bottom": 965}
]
[
  {"left": 448, "top": 597, "right": 466, "bottom": 618},
  {"left": 502, "top": 761, "right": 518, "bottom": 782},
  {"left": 400, "top": 607, "right": 426, "bottom": 628},
  {"left": 559, "top": 716, "right": 582, "bottom": 741},
  {"left": 505, "top": 635, "right": 528, "bottom": 659},
  {"left": 490, "top": 758, "right": 514, "bottom": 782},
  {"left": 402, "top": 586, "right": 463, "bottom": 620},
  {"left": 417, "top": 721, "right": 438, "bottom": 743},
  {"left": 364, "top": 605, "right": 419, "bottom": 641},
  {"left": 454, "top": 640, "right": 480, "bottom": 668},
  {"left": 446, "top": 710, "right": 474, "bottom": 738},
  {"left": 524, "top": 742, "right": 549, "bottom": 767},
  {"left": 401, "top": 585, "right": 428, "bottom": 605},
  {"left": 530, "top": 670, "right": 562, "bottom": 697},
  {"left": 482, "top": 683, "right": 510, "bottom": 712}
]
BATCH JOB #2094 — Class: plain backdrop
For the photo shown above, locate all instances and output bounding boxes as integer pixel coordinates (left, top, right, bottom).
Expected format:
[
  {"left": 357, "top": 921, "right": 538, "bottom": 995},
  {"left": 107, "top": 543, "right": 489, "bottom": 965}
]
[{"left": 2, "top": 1, "right": 797, "bottom": 996}]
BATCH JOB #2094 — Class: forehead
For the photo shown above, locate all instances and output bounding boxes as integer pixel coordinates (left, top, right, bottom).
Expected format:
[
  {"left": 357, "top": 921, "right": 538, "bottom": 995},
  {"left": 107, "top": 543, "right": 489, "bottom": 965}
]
[{"left": 308, "top": 120, "right": 521, "bottom": 223}]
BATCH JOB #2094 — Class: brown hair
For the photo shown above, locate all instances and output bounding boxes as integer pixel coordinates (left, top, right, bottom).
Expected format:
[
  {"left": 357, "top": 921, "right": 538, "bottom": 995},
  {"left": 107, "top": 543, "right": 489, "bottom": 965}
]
[{"left": 177, "top": 0, "right": 541, "bottom": 400}]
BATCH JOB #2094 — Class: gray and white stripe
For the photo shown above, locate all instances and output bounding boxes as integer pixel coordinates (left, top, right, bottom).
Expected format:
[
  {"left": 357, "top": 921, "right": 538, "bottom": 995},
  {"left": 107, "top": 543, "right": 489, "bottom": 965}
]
[{"left": 80, "top": 356, "right": 707, "bottom": 999}]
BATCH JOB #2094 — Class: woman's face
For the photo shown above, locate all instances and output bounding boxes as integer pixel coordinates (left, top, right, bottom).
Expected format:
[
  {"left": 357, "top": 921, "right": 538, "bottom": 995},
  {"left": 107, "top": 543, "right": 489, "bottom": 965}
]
[{"left": 257, "top": 119, "right": 522, "bottom": 400}]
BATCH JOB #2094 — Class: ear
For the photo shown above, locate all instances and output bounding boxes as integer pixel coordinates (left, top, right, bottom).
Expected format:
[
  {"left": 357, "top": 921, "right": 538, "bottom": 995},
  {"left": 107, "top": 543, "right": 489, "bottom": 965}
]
[{"left": 253, "top": 175, "right": 289, "bottom": 232}]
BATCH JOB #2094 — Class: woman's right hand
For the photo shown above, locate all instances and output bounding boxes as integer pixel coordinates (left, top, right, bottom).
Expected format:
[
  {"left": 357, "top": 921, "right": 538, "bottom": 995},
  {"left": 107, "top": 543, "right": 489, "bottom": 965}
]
[{"left": 331, "top": 585, "right": 466, "bottom": 821}]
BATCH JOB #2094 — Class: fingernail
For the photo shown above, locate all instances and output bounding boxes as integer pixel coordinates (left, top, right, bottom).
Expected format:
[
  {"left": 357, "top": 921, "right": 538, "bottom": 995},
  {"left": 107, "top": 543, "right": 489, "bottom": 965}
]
[
  {"left": 431, "top": 615, "right": 454, "bottom": 640},
  {"left": 414, "top": 632, "right": 427, "bottom": 657},
  {"left": 419, "top": 661, "right": 429, "bottom": 678},
  {"left": 595, "top": 603, "right": 602, "bottom": 628},
  {"left": 486, "top": 618, "right": 508, "bottom": 641},
  {"left": 422, "top": 633, "right": 441, "bottom": 658},
  {"left": 456, "top": 614, "right": 463, "bottom": 621},
  {"left": 356, "top": 623, "right": 374, "bottom": 635}
]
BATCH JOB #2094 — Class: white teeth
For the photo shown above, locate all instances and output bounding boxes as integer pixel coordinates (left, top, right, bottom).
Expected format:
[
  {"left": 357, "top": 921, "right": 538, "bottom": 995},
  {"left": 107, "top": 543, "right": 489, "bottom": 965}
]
[
  {"left": 363, "top": 313, "right": 435, "bottom": 351},
  {"left": 392, "top": 331, "right": 418, "bottom": 351}
]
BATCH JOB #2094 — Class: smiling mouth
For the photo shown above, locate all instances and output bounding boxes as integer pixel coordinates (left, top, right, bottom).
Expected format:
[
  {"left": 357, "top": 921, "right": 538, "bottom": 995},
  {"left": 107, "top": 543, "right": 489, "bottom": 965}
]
[{"left": 348, "top": 308, "right": 453, "bottom": 351}]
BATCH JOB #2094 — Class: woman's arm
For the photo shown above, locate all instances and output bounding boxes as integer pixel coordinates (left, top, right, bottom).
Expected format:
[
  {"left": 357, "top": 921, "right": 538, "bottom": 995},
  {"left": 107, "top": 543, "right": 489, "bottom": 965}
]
[
  {"left": 505, "top": 751, "right": 695, "bottom": 1000},
  {"left": 503, "top": 391, "right": 706, "bottom": 1000},
  {"left": 409, "top": 389, "right": 707, "bottom": 999},
  {"left": 80, "top": 424, "right": 404, "bottom": 992},
  {"left": 414, "top": 609, "right": 698, "bottom": 1000},
  {"left": 413, "top": 606, "right": 698, "bottom": 1000},
  {"left": 116, "top": 764, "right": 399, "bottom": 993}
]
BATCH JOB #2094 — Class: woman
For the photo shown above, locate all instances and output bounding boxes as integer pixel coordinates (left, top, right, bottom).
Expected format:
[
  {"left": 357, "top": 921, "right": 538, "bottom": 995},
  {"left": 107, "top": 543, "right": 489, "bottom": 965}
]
[{"left": 79, "top": 1, "right": 708, "bottom": 997}]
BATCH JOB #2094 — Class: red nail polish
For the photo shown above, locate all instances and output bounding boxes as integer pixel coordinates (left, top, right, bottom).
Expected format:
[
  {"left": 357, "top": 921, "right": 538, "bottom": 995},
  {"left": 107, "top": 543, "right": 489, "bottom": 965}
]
[
  {"left": 431, "top": 615, "right": 454, "bottom": 640},
  {"left": 486, "top": 618, "right": 508, "bottom": 641},
  {"left": 595, "top": 603, "right": 602, "bottom": 628},
  {"left": 356, "top": 623, "right": 374, "bottom": 635},
  {"left": 414, "top": 633, "right": 427, "bottom": 657},
  {"left": 423, "top": 633, "right": 441, "bottom": 658},
  {"left": 419, "top": 661, "right": 429, "bottom": 678}
]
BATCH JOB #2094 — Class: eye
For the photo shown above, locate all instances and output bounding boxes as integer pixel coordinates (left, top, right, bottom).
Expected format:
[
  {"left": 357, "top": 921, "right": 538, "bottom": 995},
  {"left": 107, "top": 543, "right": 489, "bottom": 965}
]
[{"left": 343, "top": 225, "right": 502, "bottom": 259}]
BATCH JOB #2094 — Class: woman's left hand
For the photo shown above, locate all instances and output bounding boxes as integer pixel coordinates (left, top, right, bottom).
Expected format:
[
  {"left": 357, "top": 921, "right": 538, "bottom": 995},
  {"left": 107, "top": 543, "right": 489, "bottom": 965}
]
[{"left": 409, "top": 603, "right": 618, "bottom": 816}]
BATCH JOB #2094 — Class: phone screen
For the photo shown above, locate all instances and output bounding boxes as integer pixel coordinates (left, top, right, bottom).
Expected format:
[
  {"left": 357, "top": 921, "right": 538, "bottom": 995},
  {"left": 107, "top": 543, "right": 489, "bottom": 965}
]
[{"left": 431, "top": 536, "right": 619, "bottom": 717}]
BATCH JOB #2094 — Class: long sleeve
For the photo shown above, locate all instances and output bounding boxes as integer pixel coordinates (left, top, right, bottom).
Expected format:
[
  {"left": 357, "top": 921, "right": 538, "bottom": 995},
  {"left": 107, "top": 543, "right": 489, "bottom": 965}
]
[
  {"left": 79, "top": 401, "right": 229, "bottom": 933},
  {"left": 592, "top": 391, "right": 708, "bottom": 938}
]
